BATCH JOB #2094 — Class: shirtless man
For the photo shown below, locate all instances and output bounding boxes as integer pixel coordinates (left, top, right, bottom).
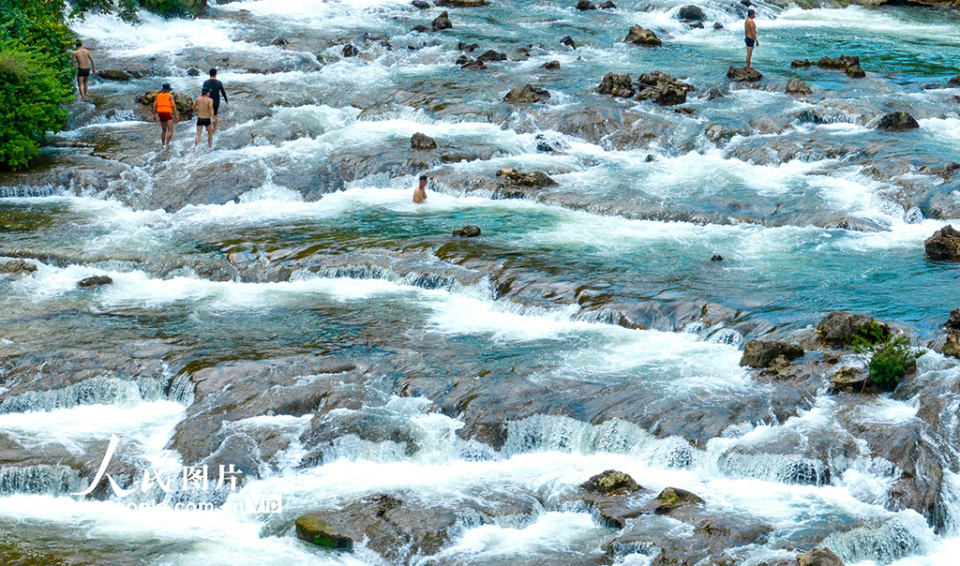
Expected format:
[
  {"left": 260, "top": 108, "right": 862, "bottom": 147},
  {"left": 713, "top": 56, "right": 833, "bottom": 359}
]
[
  {"left": 744, "top": 10, "right": 758, "bottom": 71},
  {"left": 152, "top": 83, "right": 180, "bottom": 150},
  {"left": 72, "top": 40, "right": 95, "bottom": 102},
  {"left": 413, "top": 175, "right": 428, "bottom": 204},
  {"left": 192, "top": 89, "right": 215, "bottom": 148}
]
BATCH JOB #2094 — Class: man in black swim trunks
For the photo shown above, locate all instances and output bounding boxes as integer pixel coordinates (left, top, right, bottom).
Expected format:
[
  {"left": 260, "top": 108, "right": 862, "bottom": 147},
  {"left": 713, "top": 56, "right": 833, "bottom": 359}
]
[
  {"left": 744, "top": 9, "right": 758, "bottom": 71},
  {"left": 192, "top": 89, "right": 215, "bottom": 149},
  {"left": 201, "top": 68, "right": 228, "bottom": 133},
  {"left": 72, "top": 40, "right": 95, "bottom": 102}
]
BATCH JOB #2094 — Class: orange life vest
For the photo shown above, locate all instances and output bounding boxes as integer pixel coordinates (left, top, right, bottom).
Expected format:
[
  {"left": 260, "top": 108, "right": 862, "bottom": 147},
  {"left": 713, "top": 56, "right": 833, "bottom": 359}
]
[{"left": 155, "top": 92, "right": 174, "bottom": 113}]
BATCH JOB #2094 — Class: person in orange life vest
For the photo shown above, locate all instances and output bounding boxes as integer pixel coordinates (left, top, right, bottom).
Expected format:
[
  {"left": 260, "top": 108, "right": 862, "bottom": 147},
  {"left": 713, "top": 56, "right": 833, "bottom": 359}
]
[{"left": 153, "top": 83, "right": 180, "bottom": 150}]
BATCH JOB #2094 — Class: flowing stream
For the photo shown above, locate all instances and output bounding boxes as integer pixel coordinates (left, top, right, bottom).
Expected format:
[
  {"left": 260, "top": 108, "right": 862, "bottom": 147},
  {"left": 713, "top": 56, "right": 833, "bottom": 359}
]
[{"left": 1, "top": 0, "right": 960, "bottom": 564}]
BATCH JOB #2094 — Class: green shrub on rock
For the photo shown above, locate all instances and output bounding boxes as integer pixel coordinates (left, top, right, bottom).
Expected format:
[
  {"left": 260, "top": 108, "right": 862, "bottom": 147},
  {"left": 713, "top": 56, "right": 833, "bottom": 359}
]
[
  {"left": 852, "top": 323, "right": 921, "bottom": 391},
  {"left": 69, "top": 0, "right": 208, "bottom": 21}
]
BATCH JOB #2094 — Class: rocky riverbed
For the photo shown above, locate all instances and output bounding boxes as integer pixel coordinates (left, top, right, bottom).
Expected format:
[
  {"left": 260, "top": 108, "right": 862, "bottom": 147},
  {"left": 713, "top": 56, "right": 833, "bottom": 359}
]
[{"left": 1, "top": 0, "right": 960, "bottom": 565}]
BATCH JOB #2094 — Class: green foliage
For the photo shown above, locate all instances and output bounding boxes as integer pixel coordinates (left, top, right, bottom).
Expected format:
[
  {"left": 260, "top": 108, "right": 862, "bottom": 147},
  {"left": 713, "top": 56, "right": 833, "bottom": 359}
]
[
  {"left": 0, "top": 0, "right": 75, "bottom": 170},
  {"left": 69, "top": 0, "right": 206, "bottom": 22},
  {"left": 852, "top": 325, "right": 922, "bottom": 390}
]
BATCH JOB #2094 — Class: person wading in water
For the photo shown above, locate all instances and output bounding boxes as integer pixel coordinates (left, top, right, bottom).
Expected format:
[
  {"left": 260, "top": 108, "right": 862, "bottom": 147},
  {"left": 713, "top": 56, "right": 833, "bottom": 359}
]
[
  {"left": 201, "top": 69, "right": 229, "bottom": 133},
  {"left": 744, "top": 9, "right": 758, "bottom": 71},
  {"left": 153, "top": 84, "right": 180, "bottom": 150},
  {"left": 72, "top": 40, "right": 95, "bottom": 102},
  {"left": 192, "top": 89, "right": 215, "bottom": 149},
  {"left": 413, "top": 175, "right": 428, "bottom": 204}
]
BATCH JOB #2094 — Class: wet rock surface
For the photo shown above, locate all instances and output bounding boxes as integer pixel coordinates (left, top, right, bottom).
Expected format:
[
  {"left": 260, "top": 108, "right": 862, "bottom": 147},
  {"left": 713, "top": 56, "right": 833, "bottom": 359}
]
[
  {"left": 924, "top": 224, "right": 960, "bottom": 260},
  {"left": 624, "top": 25, "right": 662, "bottom": 47}
]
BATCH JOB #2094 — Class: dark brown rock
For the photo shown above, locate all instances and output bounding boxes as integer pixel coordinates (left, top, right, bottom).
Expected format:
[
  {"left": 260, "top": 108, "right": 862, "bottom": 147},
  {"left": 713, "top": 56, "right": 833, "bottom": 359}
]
[
  {"left": 877, "top": 112, "right": 920, "bottom": 132},
  {"left": 496, "top": 167, "right": 557, "bottom": 187},
  {"left": 342, "top": 44, "right": 359, "bottom": 57},
  {"left": 77, "top": 275, "right": 113, "bottom": 288},
  {"left": 653, "top": 487, "right": 704, "bottom": 514},
  {"left": 560, "top": 35, "right": 576, "bottom": 49},
  {"left": 503, "top": 84, "right": 550, "bottom": 103},
  {"left": 624, "top": 25, "right": 662, "bottom": 47},
  {"left": 477, "top": 49, "right": 506, "bottom": 62},
  {"left": 596, "top": 73, "right": 634, "bottom": 98},
  {"left": 542, "top": 60, "right": 561, "bottom": 71},
  {"left": 949, "top": 74, "right": 960, "bottom": 87},
  {"left": 740, "top": 339, "right": 804, "bottom": 368},
  {"left": 728, "top": 66, "right": 763, "bottom": 82},
  {"left": 432, "top": 11, "right": 452, "bottom": 30},
  {"left": 924, "top": 225, "right": 960, "bottom": 260},
  {"left": 635, "top": 71, "right": 695, "bottom": 106},
  {"left": 815, "top": 311, "right": 890, "bottom": 347},
  {"left": 678, "top": 5, "right": 705, "bottom": 21},
  {"left": 411, "top": 132, "right": 437, "bottom": 150},
  {"left": 452, "top": 225, "right": 481, "bottom": 238},
  {"left": 435, "top": 0, "right": 488, "bottom": 6},
  {"left": 412, "top": 0, "right": 430, "bottom": 9},
  {"left": 797, "top": 547, "right": 845, "bottom": 566}
]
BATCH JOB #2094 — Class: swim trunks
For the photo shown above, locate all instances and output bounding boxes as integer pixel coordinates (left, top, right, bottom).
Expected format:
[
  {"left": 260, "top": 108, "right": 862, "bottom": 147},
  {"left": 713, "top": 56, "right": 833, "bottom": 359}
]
[
  {"left": 158, "top": 112, "right": 173, "bottom": 122},
  {"left": 197, "top": 118, "right": 212, "bottom": 127},
  {"left": 745, "top": 37, "right": 756, "bottom": 47},
  {"left": 78, "top": 68, "right": 90, "bottom": 77}
]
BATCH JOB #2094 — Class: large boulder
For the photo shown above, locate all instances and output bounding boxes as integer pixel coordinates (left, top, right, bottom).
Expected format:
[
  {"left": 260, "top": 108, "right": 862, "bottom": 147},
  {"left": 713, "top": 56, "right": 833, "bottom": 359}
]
[
  {"left": 503, "top": 84, "right": 550, "bottom": 103},
  {"left": 581, "top": 469, "right": 641, "bottom": 495},
  {"left": 576, "top": 470, "right": 644, "bottom": 528},
  {"left": 635, "top": 71, "right": 695, "bottom": 106},
  {"left": 624, "top": 25, "right": 662, "bottom": 47},
  {"left": 496, "top": 167, "right": 557, "bottom": 187},
  {"left": 924, "top": 225, "right": 960, "bottom": 260},
  {"left": 815, "top": 311, "right": 890, "bottom": 347},
  {"left": 410, "top": 132, "right": 437, "bottom": 150},
  {"left": 797, "top": 547, "right": 845, "bottom": 566},
  {"left": 728, "top": 66, "right": 763, "bottom": 82},
  {"left": 877, "top": 112, "right": 920, "bottom": 132},
  {"left": 678, "top": 5, "right": 706, "bottom": 21},
  {"left": 740, "top": 340, "right": 804, "bottom": 368},
  {"left": 786, "top": 77, "right": 812, "bottom": 95},
  {"left": 596, "top": 73, "right": 635, "bottom": 97},
  {"left": 295, "top": 515, "right": 353, "bottom": 550}
]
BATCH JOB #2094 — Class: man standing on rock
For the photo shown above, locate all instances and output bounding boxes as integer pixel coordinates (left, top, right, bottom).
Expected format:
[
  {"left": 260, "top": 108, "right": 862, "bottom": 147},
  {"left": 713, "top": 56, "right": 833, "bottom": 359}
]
[
  {"left": 153, "top": 83, "right": 180, "bottom": 150},
  {"left": 413, "top": 175, "right": 428, "bottom": 204},
  {"left": 72, "top": 40, "right": 95, "bottom": 102},
  {"left": 193, "top": 89, "right": 215, "bottom": 149},
  {"left": 202, "top": 68, "right": 229, "bottom": 133},
  {"left": 744, "top": 10, "right": 758, "bottom": 71}
]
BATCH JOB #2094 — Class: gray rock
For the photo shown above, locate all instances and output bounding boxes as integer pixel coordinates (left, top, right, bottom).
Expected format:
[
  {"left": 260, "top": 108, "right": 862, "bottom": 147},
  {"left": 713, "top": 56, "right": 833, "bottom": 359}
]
[
  {"left": 432, "top": 11, "right": 452, "bottom": 30},
  {"left": 635, "top": 71, "right": 694, "bottom": 106},
  {"left": 653, "top": 487, "right": 704, "bottom": 515},
  {"left": 924, "top": 225, "right": 960, "bottom": 261},
  {"left": 412, "top": 0, "right": 430, "bottom": 9},
  {"left": 542, "top": 60, "right": 561, "bottom": 71},
  {"left": 496, "top": 167, "right": 557, "bottom": 187},
  {"left": 678, "top": 5, "right": 706, "bottom": 21},
  {"left": 0, "top": 259, "right": 37, "bottom": 275},
  {"left": 477, "top": 49, "right": 506, "bottom": 62},
  {"left": 596, "top": 73, "right": 634, "bottom": 98},
  {"left": 580, "top": 469, "right": 641, "bottom": 494}
]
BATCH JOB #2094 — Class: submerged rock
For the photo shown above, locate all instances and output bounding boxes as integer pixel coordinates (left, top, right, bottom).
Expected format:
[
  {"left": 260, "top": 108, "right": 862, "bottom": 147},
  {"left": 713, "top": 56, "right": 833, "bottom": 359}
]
[
  {"left": 342, "top": 44, "right": 359, "bottom": 57},
  {"left": 740, "top": 340, "right": 804, "bottom": 368},
  {"left": 77, "top": 275, "right": 113, "bottom": 288},
  {"left": 435, "top": 0, "right": 488, "bottom": 6},
  {"left": 727, "top": 66, "right": 763, "bottom": 82},
  {"left": 815, "top": 311, "right": 890, "bottom": 347},
  {"left": 577, "top": 0, "right": 616, "bottom": 9},
  {"left": 624, "top": 25, "right": 662, "bottom": 47},
  {"left": 877, "top": 112, "right": 920, "bottom": 132},
  {"left": 410, "top": 132, "right": 437, "bottom": 150},
  {"left": 925, "top": 225, "right": 960, "bottom": 261},
  {"left": 786, "top": 77, "right": 812, "bottom": 95},
  {"left": 496, "top": 167, "right": 557, "bottom": 187},
  {"left": 797, "top": 547, "right": 845, "bottom": 566},
  {"left": 452, "top": 225, "right": 481, "bottom": 238},
  {"left": 503, "top": 84, "right": 550, "bottom": 103},
  {"left": 542, "top": 60, "right": 561, "bottom": 71}
]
